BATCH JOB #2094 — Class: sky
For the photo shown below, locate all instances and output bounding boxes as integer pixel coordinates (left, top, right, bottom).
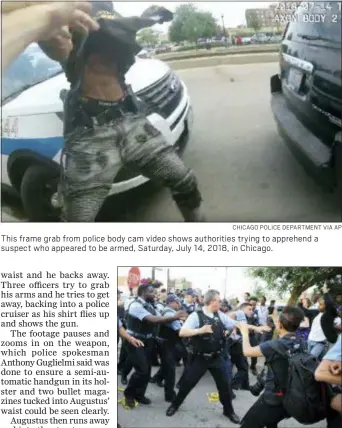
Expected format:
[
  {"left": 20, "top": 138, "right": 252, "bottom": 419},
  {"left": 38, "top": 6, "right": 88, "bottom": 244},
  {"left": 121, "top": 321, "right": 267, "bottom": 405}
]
[
  {"left": 117, "top": 266, "right": 264, "bottom": 299},
  {"left": 114, "top": 1, "right": 274, "bottom": 30}
]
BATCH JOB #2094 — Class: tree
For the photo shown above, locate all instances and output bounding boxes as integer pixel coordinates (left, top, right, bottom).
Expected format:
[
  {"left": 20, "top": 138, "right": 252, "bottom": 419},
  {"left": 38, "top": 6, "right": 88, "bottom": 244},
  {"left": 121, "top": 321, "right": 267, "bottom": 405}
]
[
  {"left": 137, "top": 28, "right": 159, "bottom": 46},
  {"left": 247, "top": 11, "right": 262, "bottom": 32},
  {"left": 248, "top": 267, "right": 342, "bottom": 304},
  {"left": 169, "top": 3, "right": 218, "bottom": 43},
  {"left": 251, "top": 283, "right": 267, "bottom": 299}
]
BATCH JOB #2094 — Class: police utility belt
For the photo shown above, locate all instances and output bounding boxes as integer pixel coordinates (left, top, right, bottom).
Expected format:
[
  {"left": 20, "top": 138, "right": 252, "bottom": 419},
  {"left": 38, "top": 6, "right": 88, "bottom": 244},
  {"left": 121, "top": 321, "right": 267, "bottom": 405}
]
[{"left": 195, "top": 350, "right": 222, "bottom": 359}]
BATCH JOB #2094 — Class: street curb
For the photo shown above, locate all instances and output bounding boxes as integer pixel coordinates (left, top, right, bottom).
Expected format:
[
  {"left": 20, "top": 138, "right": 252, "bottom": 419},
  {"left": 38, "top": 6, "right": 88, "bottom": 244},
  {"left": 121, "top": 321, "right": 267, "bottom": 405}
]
[
  {"left": 158, "top": 44, "right": 279, "bottom": 61},
  {"left": 166, "top": 52, "right": 279, "bottom": 71}
]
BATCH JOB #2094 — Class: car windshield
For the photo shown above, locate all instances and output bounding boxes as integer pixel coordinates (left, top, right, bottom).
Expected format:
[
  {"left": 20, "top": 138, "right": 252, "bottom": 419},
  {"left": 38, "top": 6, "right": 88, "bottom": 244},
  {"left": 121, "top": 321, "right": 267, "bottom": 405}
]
[{"left": 2, "top": 43, "right": 62, "bottom": 103}]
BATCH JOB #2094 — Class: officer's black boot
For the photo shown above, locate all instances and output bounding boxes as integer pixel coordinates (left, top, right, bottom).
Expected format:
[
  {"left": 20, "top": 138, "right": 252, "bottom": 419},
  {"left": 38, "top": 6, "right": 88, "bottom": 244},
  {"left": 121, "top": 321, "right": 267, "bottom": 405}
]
[
  {"left": 166, "top": 404, "right": 179, "bottom": 416},
  {"left": 223, "top": 411, "right": 241, "bottom": 425},
  {"left": 121, "top": 375, "right": 128, "bottom": 385}
]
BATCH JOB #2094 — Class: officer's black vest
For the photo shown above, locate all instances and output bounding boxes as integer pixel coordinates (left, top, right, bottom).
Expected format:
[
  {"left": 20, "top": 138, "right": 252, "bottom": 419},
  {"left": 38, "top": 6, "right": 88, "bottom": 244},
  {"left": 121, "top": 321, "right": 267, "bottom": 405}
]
[
  {"left": 191, "top": 310, "right": 226, "bottom": 354},
  {"left": 158, "top": 308, "right": 180, "bottom": 343},
  {"left": 126, "top": 298, "right": 157, "bottom": 336}
]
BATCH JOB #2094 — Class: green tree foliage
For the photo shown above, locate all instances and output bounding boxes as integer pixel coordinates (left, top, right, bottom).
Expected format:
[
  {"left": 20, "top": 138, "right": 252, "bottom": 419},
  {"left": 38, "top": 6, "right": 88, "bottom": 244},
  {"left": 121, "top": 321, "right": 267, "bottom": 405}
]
[
  {"left": 248, "top": 267, "right": 342, "bottom": 304},
  {"left": 247, "top": 11, "right": 262, "bottom": 32},
  {"left": 137, "top": 28, "right": 159, "bottom": 46},
  {"left": 169, "top": 3, "right": 218, "bottom": 43}
]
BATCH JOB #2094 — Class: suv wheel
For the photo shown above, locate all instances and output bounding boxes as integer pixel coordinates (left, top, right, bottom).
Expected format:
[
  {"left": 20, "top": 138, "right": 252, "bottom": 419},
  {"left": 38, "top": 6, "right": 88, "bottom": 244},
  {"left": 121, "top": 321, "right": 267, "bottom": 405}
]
[
  {"left": 20, "top": 165, "right": 61, "bottom": 222},
  {"left": 335, "top": 132, "right": 342, "bottom": 220}
]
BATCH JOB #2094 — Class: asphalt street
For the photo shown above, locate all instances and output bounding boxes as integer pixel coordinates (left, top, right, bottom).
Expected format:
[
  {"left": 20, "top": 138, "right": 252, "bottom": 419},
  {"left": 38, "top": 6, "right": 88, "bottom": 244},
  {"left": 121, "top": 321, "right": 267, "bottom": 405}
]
[
  {"left": 117, "top": 364, "right": 325, "bottom": 428},
  {"left": 2, "top": 62, "right": 340, "bottom": 222}
]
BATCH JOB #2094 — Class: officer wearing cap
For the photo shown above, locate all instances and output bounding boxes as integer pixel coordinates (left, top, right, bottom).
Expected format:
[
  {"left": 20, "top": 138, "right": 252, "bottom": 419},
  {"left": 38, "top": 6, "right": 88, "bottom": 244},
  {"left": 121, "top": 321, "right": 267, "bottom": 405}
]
[
  {"left": 124, "top": 282, "right": 186, "bottom": 408},
  {"left": 158, "top": 294, "right": 184, "bottom": 402},
  {"left": 182, "top": 289, "right": 197, "bottom": 314},
  {"left": 166, "top": 289, "right": 240, "bottom": 423}
]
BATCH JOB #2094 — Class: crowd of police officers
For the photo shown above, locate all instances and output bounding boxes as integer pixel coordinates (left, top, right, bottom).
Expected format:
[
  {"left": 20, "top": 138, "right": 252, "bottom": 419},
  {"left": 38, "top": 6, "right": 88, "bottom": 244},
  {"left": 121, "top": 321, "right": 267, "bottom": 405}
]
[{"left": 117, "top": 283, "right": 272, "bottom": 425}]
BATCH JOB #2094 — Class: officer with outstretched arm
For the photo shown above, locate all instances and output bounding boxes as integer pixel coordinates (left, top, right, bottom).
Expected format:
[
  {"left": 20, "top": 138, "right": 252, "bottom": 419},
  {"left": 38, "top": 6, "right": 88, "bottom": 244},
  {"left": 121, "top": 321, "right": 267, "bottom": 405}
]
[
  {"left": 123, "top": 282, "right": 187, "bottom": 408},
  {"left": 166, "top": 290, "right": 270, "bottom": 423}
]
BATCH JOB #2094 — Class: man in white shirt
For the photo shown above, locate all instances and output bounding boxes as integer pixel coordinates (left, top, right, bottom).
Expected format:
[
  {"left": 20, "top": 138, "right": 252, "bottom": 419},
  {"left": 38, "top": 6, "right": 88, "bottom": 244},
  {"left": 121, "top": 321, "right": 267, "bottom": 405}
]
[{"left": 257, "top": 296, "right": 269, "bottom": 326}]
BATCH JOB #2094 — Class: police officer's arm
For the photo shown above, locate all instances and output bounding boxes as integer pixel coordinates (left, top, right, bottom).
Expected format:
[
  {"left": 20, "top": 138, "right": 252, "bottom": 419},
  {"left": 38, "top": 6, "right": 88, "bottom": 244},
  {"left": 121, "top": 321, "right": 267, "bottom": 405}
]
[
  {"left": 144, "top": 310, "right": 186, "bottom": 325},
  {"left": 179, "top": 312, "right": 213, "bottom": 338},
  {"left": 38, "top": 28, "right": 74, "bottom": 63},
  {"left": 237, "top": 322, "right": 263, "bottom": 357},
  {"left": 119, "top": 326, "right": 144, "bottom": 348},
  {"left": 315, "top": 359, "right": 341, "bottom": 384}
]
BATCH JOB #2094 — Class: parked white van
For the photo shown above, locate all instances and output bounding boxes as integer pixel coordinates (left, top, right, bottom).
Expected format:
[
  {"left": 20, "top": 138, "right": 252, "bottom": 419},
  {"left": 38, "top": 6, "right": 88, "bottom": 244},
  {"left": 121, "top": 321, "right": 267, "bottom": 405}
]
[{"left": 1, "top": 44, "right": 193, "bottom": 221}]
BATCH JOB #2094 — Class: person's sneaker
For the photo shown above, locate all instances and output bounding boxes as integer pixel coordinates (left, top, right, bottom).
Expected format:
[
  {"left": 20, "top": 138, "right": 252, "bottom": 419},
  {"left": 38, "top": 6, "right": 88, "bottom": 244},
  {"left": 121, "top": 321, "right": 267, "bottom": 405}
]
[
  {"left": 251, "top": 367, "right": 258, "bottom": 376},
  {"left": 223, "top": 412, "right": 241, "bottom": 424},
  {"left": 121, "top": 375, "right": 128, "bottom": 385},
  {"left": 124, "top": 396, "right": 135, "bottom": 409},
  {"left": 135, "top": 396, "right": 151, "bottom": 405},
  {"left": 166, "top": 404, "right": 179, "bottom": 416}
]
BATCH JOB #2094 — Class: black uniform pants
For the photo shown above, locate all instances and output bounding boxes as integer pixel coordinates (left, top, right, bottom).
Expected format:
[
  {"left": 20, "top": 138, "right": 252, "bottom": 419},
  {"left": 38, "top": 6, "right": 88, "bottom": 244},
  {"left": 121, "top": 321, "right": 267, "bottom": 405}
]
[
  {"left": 230, "top": 342, "right": 250, "bottom": 389},
  {"left": 153, "top": 340, "right": 187, "bottom": 383},
  {"left": 172, "top": 354, "right": 234, "bottom": 415},
  {"left": 160, "top": 340, "right": 178, "bottom": 400},
  {"left": 249, "top": 334, "right": 259, "bottom": 369},
  {"left": 124, "top": 338, "right": 154, "bottom": 400},
  {"left": 118, "top": 339, "right": 128, "bottom": 370},
  {"left": 240, "top": 394, "right": 288, "bottom": 428}
]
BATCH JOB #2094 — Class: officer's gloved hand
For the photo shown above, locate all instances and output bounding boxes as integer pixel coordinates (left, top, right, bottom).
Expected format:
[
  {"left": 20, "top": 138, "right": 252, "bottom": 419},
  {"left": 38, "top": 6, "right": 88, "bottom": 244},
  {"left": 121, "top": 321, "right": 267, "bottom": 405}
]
[{"left": 140, "top": 6, "right": 173, "bottom": 24}]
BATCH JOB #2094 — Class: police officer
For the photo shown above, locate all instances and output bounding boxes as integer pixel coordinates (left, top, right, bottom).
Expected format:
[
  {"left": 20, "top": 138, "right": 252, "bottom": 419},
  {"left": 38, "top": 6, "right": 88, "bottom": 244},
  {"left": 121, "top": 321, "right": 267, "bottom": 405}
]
[
  {"left": 229, "top": 303, "right": 269, "bottom": 390},
  {"left": 150, "top": 289, "right": 168, "bottom": 383},
  {"left": 117, "top": 317, "right": 144, "bottom": 428},
  {"left": 158, "top": 294, "right": 184, "bottom": 402},
  {"left": 176, "top": 289, "right": 197, "bottom": 387},
  {"left": 117, "top": 291, "right": 127, "bottom": 375},
  {"left": 248, "top": 297, "right": 260, "bottom": 376},
  {"left": 124, "top": 282, "right": 186, "bottom": 408},
  {"left": 182, "top": 289, "right": 197, "bottom": 313},
  {"left": 166, "top": 290, "right": 241, "bottom": 424}
]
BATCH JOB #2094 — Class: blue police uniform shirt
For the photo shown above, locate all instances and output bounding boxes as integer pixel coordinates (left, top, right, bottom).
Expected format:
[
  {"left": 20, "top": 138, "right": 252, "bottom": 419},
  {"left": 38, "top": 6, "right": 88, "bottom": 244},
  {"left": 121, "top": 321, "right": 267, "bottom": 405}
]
[
  {"left": 235, "top": 310, "right": 247, "bottom": 322},
  {"left": 163, "top": 307, "right": 182, "bottom": 331},
  {"left": 118, "top": 317, "right": 122, "bottom": 329},
  {"left": 324, "top": 334, "right": 342, "bottom": 361},
  {"left": 155, "top": 301, "right": 165, "bottom": 313},
  {"left": 126, "top": 297, "right": 155, "bottom": 338},
  {"left": 183, "top": 309, "right": 237, "bottom": 330}
]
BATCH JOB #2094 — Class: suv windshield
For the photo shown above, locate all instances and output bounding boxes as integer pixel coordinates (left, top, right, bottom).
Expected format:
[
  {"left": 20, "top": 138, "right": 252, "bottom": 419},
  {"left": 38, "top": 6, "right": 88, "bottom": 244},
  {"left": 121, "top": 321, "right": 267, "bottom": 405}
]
[
  {"left": 2, "top": 43, "right": 62, "bottom": 103},
  {"left": 287, "top": 2, "right": 341, "bottom": 44}
]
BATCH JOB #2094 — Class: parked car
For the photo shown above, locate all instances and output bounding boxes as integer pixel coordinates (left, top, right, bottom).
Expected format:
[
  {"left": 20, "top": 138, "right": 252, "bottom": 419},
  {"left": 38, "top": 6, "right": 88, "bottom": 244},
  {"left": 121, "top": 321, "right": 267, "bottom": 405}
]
[
  {"left": 241, "top": 36, "right": 253, "bottom": 45},
  {"left": 270, "top": 2, "right": 341, "bottom": 213},
  {"left": 2, "top": 44, "right": 193, "bottom": 221},
  {"left": 252, "top": 33, "right": 269, "bottom": 44},
  {"left": 155, "top": 45, "right": 172, "bottom": 54},
  {"left": 136, "top": 49, "right": 152, "bottom": 59},
  {"left": 269, "top": 35, "right": 282, "bottom": 44}
]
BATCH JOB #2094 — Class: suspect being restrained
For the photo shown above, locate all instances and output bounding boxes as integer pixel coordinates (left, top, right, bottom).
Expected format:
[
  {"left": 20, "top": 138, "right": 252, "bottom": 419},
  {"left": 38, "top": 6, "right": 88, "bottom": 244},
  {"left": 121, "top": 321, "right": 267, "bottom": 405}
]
[{"left": 38, "top": 2, "right": 205, "bottom": 222}]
